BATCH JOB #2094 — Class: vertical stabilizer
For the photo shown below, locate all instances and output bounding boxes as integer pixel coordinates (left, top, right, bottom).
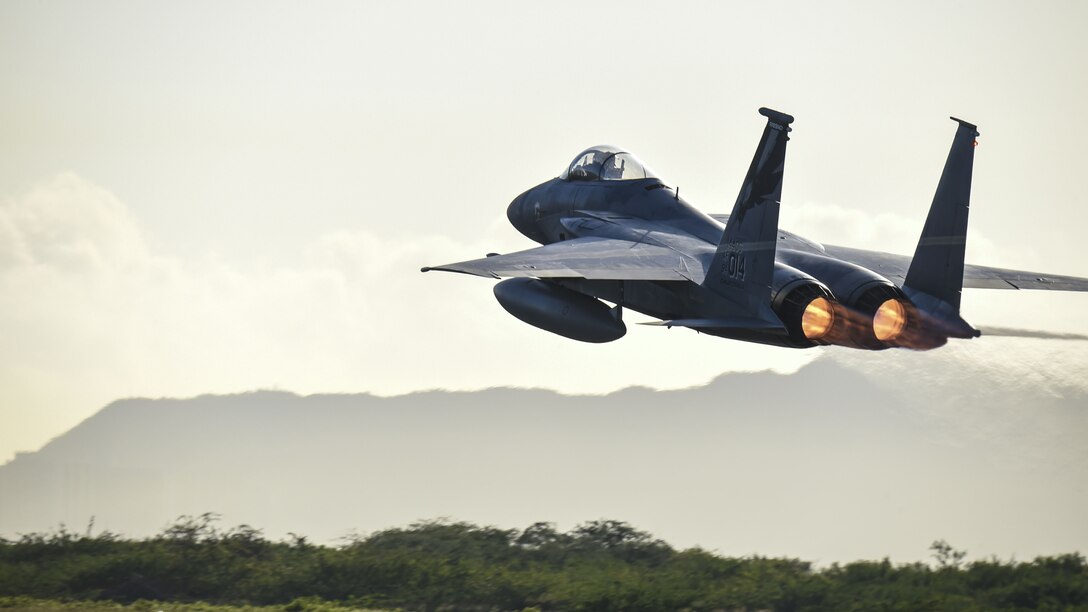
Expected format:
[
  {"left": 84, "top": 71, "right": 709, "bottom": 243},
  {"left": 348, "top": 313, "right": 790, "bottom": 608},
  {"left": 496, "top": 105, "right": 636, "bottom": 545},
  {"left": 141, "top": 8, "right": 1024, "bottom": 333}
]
[
  {"left": 706, "top": 107, "right": 793, "bottom": 305},
  {"left": 904, "top": 118, "right": 979, "bottom": 311}
]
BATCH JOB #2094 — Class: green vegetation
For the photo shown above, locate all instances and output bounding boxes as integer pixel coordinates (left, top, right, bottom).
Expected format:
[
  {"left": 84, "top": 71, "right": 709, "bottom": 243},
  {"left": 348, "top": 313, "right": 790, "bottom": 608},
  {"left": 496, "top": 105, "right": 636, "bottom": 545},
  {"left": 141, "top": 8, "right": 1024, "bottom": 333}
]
[
  {"left": 0, "top": 596, "right": 375, "bottom": 612},
  {"left": 1, "top": 515, "right": 1086, "bottom": 611}
]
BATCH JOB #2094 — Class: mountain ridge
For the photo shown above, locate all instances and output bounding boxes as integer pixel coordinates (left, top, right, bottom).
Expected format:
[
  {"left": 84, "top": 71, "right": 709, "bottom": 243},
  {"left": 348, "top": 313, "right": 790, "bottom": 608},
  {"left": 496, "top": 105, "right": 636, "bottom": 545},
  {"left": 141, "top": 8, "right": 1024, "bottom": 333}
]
[{"left": 1, "top": 354, "right": 1085, "bottom": 563}]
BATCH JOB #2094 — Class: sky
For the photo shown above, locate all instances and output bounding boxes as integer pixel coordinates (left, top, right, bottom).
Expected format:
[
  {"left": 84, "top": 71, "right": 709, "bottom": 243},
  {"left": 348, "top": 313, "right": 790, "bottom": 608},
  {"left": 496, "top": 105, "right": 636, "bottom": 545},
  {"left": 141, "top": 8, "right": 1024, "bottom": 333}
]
[{"left": 2, "top": 0, "right": 1088, "bottom": 473}]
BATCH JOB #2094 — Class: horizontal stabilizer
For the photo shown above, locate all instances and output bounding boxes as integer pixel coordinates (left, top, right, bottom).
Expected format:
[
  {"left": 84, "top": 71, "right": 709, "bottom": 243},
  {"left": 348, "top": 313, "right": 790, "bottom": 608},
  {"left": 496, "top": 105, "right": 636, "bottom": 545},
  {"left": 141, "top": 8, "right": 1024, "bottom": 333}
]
[
  {"left": 978, "top": 326, "right": 1088, "bottom": 341},
  {"left": 640, "top": 317, "right": 787, "bottom": 332}
]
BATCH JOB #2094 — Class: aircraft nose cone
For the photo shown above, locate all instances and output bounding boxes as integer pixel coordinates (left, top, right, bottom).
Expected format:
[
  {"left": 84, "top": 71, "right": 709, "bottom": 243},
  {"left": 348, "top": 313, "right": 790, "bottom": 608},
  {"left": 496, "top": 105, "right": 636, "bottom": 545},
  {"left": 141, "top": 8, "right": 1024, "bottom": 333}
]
[
  {"left": 507, "top": 187, "right": 535, "bottom": 236},
  {"left": 507, "top": 190, "right": 527, "bottom": 222}
]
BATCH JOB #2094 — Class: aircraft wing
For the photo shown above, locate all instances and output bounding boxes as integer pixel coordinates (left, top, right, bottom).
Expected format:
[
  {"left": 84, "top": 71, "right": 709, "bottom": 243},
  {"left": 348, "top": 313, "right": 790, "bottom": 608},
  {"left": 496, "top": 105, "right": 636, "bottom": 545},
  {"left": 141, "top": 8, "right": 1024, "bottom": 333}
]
[
  {"left": 421, "top": 236, "right": 702, "bottom": 281},
  {"left": 823, "top": 244, "right": 1088, "bottom": 291}
]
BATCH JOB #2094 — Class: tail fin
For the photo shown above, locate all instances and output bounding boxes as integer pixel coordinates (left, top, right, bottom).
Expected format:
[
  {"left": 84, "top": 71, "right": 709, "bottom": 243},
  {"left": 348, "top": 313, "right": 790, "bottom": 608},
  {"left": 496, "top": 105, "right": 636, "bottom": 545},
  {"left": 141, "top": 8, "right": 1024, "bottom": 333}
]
[
  {"left": 705, "top": 107, "right": 794, "bottom": 303},
  {"left": 904, "top": 117, "right": 979, "bottom": 312}
]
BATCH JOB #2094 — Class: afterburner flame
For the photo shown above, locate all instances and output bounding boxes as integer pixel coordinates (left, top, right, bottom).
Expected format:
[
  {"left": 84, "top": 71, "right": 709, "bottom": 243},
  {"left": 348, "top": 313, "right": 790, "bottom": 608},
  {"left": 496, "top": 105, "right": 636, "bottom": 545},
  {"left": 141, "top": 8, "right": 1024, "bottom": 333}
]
[
  {"left": 801, "top": 296, "right": 835, "bottom": 340},
  {"left": 873, "top": 298, "right": 907, "bottom": 341}
]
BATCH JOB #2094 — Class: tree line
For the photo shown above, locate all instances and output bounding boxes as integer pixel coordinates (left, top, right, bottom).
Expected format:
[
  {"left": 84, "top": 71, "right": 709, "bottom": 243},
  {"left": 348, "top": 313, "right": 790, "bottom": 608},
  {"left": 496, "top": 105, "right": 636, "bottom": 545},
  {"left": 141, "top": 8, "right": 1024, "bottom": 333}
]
[{"left": 1, "top": 514, "right": 1086, "bottom": 611}]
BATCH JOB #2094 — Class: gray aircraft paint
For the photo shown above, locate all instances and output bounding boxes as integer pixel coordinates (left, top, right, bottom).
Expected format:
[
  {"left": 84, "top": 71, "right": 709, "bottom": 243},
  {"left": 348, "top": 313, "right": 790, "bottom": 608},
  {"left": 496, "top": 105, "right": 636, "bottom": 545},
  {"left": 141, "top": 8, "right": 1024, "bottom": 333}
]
[{"left": 424, "top": 109, "right": 1088, "bottom": 351}]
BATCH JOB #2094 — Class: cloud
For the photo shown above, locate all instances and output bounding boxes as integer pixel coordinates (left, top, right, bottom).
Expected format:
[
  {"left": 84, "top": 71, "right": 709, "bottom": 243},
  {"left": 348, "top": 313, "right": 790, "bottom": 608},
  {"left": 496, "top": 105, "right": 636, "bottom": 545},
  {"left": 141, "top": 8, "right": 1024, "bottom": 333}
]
[
  {"left": 780, "top": 201, "right": 921, "bottom": 254},
  {"left": 780, "top": 200, "right": 1016, "bottom": 265},
  {"left": 5, "top": 174, "right": 1083, "bottom": 463},
  {"left": 1, "top": 174, "right": 812, "bottom": 461},
  {"left": 0, "top": 174, "right": 513, "bottom": 458},
  {"left": 0, "top": 173, "right": 148, "bottom": 272}
]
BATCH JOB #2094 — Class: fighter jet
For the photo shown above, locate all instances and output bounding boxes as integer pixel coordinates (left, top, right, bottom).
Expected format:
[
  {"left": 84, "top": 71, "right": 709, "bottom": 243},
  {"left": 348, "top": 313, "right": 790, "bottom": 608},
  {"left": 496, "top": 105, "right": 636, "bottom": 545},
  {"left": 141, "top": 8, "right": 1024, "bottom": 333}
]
[{"left": 422, "top": 108, "right": 1088, "bottom": 350}]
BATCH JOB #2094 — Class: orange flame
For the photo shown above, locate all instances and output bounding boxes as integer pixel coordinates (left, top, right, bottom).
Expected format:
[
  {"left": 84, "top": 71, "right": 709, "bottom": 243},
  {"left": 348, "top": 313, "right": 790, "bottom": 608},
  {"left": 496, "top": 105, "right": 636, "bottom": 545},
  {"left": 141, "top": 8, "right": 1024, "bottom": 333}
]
[
  {"left": 801, "top": 297, "right": 835, "bottom": 340},
  {"left": 873, "top": 299, "right": 907, "bottom": 342}
]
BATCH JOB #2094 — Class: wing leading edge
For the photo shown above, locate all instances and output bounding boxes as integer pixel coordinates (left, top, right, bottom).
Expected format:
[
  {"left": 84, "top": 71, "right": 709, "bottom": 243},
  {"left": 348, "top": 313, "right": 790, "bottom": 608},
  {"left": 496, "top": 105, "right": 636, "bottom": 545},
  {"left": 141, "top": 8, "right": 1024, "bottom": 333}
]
[{"left": 421, "top": 236, "right": 702, "bottom": 282}]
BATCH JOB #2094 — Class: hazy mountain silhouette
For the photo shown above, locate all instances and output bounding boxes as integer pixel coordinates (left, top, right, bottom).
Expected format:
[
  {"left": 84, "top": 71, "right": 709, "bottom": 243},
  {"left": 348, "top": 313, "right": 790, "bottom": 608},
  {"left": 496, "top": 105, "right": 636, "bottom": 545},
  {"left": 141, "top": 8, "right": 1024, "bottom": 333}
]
[{"left": 1, "top": 353, "right": 1085, "bottom": 562}]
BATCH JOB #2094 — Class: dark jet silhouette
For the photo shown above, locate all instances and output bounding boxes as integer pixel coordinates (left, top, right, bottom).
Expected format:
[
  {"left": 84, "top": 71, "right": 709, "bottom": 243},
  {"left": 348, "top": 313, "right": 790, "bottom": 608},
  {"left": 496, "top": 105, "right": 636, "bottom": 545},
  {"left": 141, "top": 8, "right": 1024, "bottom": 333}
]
[{"left": 424, "top": 109, "right": 1088, "bottom": 350}]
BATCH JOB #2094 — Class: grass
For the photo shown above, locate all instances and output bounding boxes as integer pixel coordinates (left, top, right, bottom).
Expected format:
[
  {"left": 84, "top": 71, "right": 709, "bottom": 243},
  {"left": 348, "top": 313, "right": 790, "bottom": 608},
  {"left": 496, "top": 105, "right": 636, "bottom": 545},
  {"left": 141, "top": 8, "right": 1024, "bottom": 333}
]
[{"left": 0, "top": 597, "right": 393, "bottom": 612}]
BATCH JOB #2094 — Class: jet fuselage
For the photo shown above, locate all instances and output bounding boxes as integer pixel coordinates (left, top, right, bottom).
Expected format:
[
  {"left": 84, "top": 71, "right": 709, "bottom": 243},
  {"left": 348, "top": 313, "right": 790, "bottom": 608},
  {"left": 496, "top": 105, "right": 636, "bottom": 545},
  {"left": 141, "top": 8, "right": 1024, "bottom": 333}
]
[{"left": 423, "top": 109, "right": 1088, "bottom": 351}]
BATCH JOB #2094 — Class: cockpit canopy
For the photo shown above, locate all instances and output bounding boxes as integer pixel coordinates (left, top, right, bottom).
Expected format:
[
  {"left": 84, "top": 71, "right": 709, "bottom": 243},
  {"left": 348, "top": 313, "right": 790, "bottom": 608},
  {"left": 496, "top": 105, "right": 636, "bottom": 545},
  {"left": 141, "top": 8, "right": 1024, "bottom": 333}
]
[{"left": 560, "top": 145, "right": 656, "bottom": 182}]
